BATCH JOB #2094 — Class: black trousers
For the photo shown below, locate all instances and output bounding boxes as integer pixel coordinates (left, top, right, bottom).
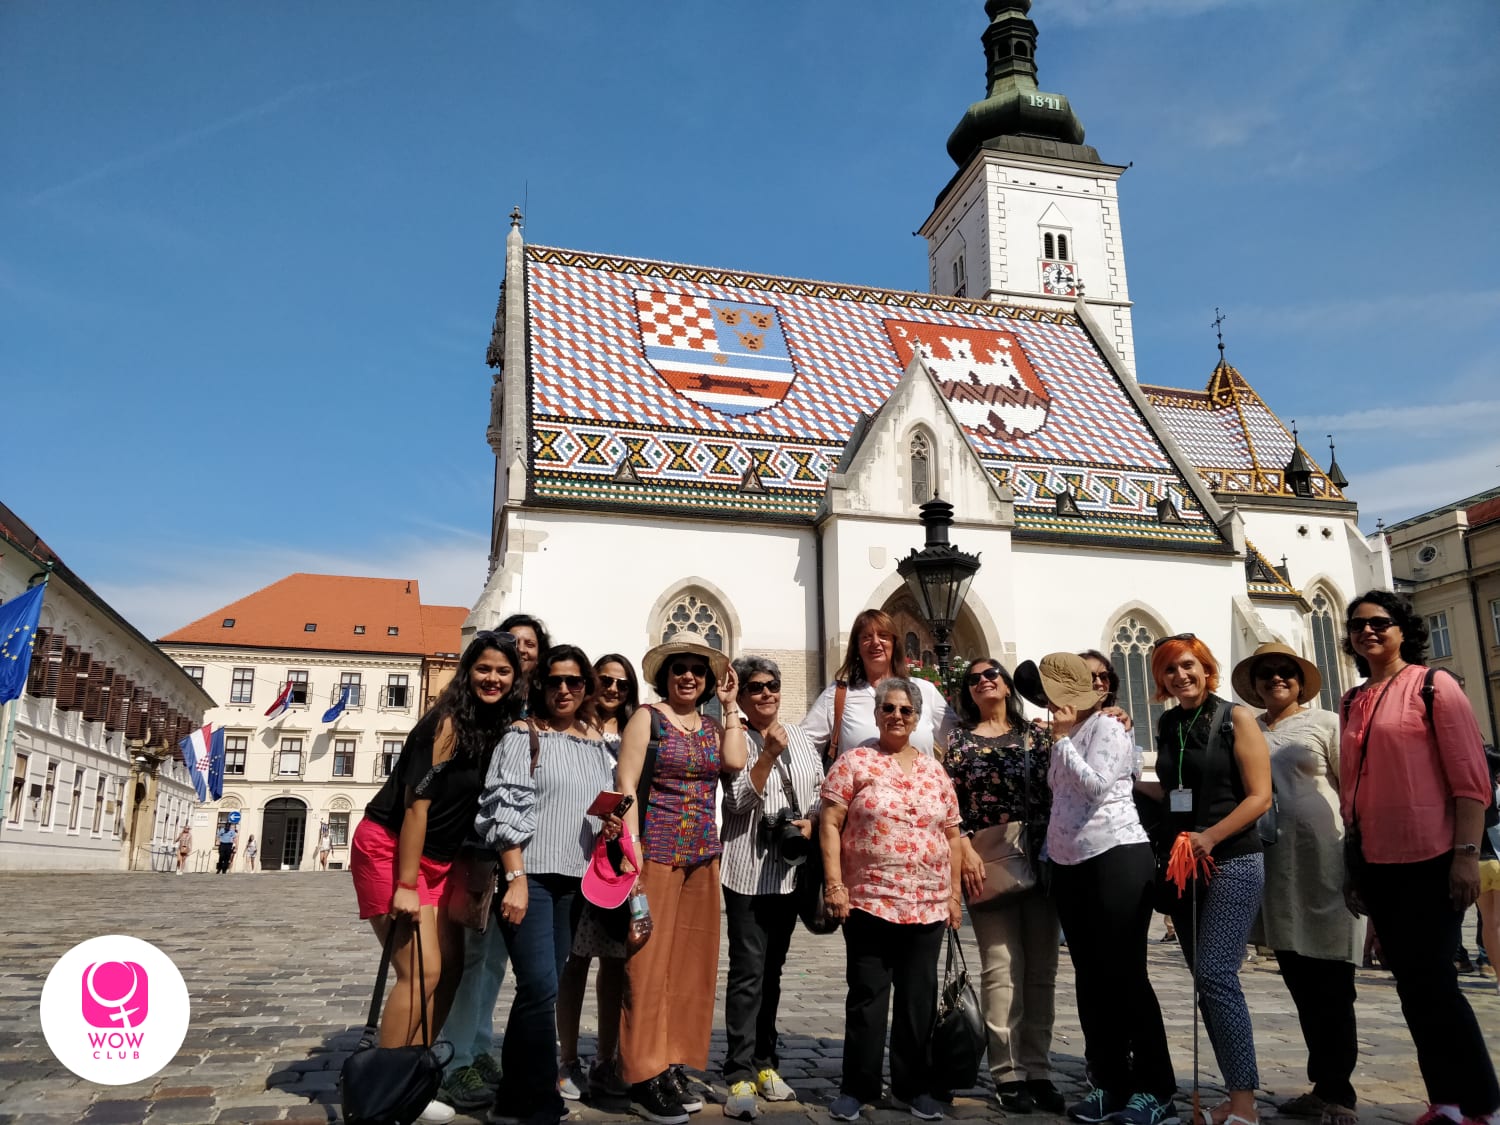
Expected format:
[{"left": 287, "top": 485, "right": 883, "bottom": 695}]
[
  {"left": 841, "top": 909, "right": 944, "bottom": 1103},
  {"left": 1274, "top": 950, "right": 1357, "bottom": 1107},
  {"left": 216, "top": 843, "right": 233, "bottom": 873},
  {"left": 1363, "top": 854, "right": 1500, "bottom": 1117},
  {"left": 1051, "top": 843, "right": 1176, "bottom": 1101},
  {"left": 723, "top": 888, "right": 799, "bottom": 1084}
]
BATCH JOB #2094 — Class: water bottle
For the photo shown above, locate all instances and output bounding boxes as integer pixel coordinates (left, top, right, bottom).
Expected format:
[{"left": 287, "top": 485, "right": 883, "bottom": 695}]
[{"left": 626, "top": 889, "right": 653, "bottom": 953}]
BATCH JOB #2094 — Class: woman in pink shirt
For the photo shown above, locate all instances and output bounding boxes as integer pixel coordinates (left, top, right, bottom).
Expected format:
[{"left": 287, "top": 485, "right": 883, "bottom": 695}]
[{"left": 1339, "top": 590, "right": 1497, "bottom": 1125}]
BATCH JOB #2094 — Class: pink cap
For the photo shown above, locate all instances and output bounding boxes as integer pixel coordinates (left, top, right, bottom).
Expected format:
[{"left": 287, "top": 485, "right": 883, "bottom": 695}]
[{"left": 581, "top": 830, "right": 639, "bottom": 911}]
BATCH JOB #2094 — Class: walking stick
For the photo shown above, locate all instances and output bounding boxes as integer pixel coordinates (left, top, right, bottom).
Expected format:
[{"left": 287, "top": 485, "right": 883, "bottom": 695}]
[{"left": 1166, "top": 833, "right": 1216, "bottom": 1125}]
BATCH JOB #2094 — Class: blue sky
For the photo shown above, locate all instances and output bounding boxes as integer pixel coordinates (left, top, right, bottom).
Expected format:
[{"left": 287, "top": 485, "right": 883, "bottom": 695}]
[{"left": 3, "top": 0, "right": 1498, "bottom": 638}]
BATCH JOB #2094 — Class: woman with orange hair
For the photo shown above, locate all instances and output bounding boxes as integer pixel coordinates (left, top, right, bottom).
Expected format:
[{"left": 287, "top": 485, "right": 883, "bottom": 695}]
[{"left": 1140, "top": 635, "right": 1272, "bottom": 1125}]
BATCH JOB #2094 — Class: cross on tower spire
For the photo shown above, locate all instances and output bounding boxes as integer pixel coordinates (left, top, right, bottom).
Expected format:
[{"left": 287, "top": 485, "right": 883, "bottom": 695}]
[{"left": 1212, "top": 307, "right": 1227, "bottom": 365}]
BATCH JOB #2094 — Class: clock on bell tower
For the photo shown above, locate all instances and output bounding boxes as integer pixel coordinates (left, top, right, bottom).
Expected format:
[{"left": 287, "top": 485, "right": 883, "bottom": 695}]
[{"left": 918, "top": 0, "right": 1137, "bottom": 374}]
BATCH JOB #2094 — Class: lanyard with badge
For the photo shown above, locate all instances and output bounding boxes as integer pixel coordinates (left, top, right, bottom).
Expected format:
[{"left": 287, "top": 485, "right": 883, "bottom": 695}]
[{"left": 1169, "top": 701, "right": 1208, "bottom": 814}]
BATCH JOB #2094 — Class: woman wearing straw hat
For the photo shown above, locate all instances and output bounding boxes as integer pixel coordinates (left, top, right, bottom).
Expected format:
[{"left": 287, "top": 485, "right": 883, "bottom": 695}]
[
  {"left": 616, "top": 636, "right": 745, "bottom": 1125},
  {"left": 1019, "top": 653, "right": 1178, "bottom": 1125},
  {"left": 1230, "top": 643, "right": 1359, "bottom": 1125}
]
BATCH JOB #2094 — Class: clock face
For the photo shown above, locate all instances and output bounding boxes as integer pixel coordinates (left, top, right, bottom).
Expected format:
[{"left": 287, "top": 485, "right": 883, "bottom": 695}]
[{"left": 1041, "top": 261, "right": 1076, "bottom": 296}]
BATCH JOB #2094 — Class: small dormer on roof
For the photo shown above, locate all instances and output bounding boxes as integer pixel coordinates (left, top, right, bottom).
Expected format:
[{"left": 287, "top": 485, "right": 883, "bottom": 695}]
[
  {"left": 1326, "top": 435, "right": 1349, "bottom": 490},
  {"left": 946, "top": 0, "right": 1096, "bottom": 167},
  {"left": 1244, "top": 541, "right": 1303, "bottom": 602},
  {"left": 1283, "top": 422, "right": 1314, "bottom": 498}
]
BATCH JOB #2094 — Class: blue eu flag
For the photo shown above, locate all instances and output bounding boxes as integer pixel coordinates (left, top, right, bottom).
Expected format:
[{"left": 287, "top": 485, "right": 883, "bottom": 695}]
[
  {"left": 322, "top": 686, "right": 351, "bottom": 724},
  {"left": 0, "top": 582, "right": 45, "bottom": 705}
]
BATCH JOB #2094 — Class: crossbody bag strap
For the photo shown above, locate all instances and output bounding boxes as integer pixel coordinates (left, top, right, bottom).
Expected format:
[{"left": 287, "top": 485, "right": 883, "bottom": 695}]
[
  {"left": 1197, "top": 698, "right": 1235, "bottom": 825},
  {"left": 634, "top": 707, "right": 664, "bottom": 822},
  {"left": 828, "top": 681, "right": 848, "bottom": 765},
  {"left": 1348, "top": 671, "right": 1402, "bottom": 827},
  {"left": 528, "top": 721, "right": 541, "bottom": 775},
  {"left": 771, "top": 751, "right": 800, "bottom": 816}
]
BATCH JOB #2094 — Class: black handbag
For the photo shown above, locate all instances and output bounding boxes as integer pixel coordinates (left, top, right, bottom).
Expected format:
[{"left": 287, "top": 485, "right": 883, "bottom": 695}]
[
  {"left": 340, "top": 921, "right": 454, "bottom": 1125},
  {"left": 928, "top": 929, "right": 985, "bottom": 1093}
]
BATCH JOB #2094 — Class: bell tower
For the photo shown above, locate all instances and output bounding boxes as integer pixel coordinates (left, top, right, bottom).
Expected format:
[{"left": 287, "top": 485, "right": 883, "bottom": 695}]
[{"left": 919, "top": 0, "right": 1136, "bottom": 374}]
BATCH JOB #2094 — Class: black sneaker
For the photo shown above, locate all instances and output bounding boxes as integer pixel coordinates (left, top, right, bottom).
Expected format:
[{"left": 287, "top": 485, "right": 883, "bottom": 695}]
[
  {"left": 668, "top": 1066, "right": 704, "bottom": 1113},
  {"left": 1026, "top": 1080, "right": 1066, "bottom": 1115},
  {"left": 998, "top": 1082, "right": 1035, "bottom": 1114},
  {"left": 632, "top": 1074, "right": 689, "bottom": 1125},
  {"left": 1067, "top": 1088, "right": 1125, "bottom": 1124}
]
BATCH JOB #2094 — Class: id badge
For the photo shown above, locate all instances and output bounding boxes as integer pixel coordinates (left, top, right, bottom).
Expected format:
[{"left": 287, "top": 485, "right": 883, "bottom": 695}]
[{"left": 1169, "top": 787, "right": 1193, "bottom": 814}]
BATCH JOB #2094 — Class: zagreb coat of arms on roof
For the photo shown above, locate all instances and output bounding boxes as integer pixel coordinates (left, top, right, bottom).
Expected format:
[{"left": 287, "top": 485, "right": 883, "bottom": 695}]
[
  {"left": 885, "top": 319, "right": 1053, "bottom": 442},
  {"left": 635, "top": 290, "right": 797, "bottom": 417}
]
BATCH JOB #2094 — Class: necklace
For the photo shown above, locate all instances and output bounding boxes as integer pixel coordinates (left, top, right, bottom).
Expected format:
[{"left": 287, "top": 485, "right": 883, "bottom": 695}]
[{"left": 659, "top": 705, "right": 702, "bottom": 735}]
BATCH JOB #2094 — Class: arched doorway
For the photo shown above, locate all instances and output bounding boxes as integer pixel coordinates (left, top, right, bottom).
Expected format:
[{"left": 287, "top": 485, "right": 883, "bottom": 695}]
[
  {"left": 261, "top": 797, "right": 308, "bottom": 871},
  {"left": 880, "top": 590, "right": 988, "bottom": 670}
]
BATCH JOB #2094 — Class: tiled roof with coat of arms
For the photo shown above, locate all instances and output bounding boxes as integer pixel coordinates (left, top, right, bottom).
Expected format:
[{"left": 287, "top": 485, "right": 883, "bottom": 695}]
[{"left": 517, "top": 246, "right": 1229, "bottom": 552}]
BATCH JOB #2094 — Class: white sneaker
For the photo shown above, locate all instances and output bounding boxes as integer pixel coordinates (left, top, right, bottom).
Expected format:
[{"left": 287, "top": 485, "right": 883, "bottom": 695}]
[{"left": 419, "top": 1099, "right": 458, "bottom": 1124}]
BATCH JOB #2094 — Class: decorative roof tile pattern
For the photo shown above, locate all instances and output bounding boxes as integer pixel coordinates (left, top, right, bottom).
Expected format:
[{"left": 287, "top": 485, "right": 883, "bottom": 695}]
[
  {"left": 160, "top": 573, "right": 467, "bottom": 656},
  {"left": 1143, "top": 362, "right": 1346, "bottom": 502},
  {"left": 1244, "top": 541, "right": 1303, "bottom": 601},
  {"left": 523, "top": 247, "right": 1226, "bottom": 549}
]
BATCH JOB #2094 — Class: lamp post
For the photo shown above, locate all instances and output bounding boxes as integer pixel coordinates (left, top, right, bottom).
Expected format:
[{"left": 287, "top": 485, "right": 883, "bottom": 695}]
[{"left": 896, "top": 495, "right": 982, "bottom": 674}]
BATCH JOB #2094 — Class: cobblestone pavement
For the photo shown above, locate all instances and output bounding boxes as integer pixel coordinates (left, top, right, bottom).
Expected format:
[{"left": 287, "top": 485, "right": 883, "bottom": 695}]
[{"left": 0, "top": 872, "right": 1495, "bottom": 1125}]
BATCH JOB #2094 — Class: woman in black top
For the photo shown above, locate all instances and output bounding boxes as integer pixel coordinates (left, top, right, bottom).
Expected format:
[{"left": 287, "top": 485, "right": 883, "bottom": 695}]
[
  {"left": 1141, "top": 636, "right": 1271, "bottom": 1125},
  {"left": 350, "top": 631, "right": 522, "bottom": 1061}
]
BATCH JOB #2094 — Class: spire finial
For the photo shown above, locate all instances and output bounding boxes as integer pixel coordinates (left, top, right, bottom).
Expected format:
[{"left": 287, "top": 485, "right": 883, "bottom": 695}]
[
  {"left": 1212, "top": 307, "right": 1227, "bottom": 365},
  {"left": 509, "top": 206, "right": 523, "bottom": 229},
  {"left": 1326, "top": 433, "right": 1349, "bottom": 489}
]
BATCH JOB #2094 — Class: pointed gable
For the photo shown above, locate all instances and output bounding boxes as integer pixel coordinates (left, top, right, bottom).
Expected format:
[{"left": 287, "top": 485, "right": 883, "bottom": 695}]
[{"left": 521, "top": 245, "right": 1227, "bottom": 551}]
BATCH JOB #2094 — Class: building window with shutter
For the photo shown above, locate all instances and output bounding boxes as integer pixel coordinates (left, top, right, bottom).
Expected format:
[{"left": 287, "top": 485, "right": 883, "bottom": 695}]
[
  {"left": 41, "top": 762, "right": 58, "bottom": 828},
  {"left": 385, "top": 675, "right": 410, "bottom": 709},
  {"left": 287, "top": 670, "right": 310, "bottom": 706},
  {"left": 381, "top": 740, "right": 402, "bottom": 777},
  {"left": 1044, "top": 232, "right": 1055, "bottom": 259},
  {"left": 8, "top": 753, "right": 29, "bottom": 825},
  {"left": 1492, "top": 599, "right": 1500, "bottom": 646},
  {"left": 183, "top": 666, "right": 204, "bottom": 687},
  {"left": 277, "top": 738, "right": 304, "bottom": 776},
  {"left": 1057, "top": 233, "right": 1070, "bottom": 261},
  {"left": 339, "top": 672, "right": 363, "bottom": 708},
  {"left": 1427, "top": 612, "right": 1452, "bottom": 659},
  {"left": 91, "top": 775, "right": 106, "bottom": 834},
  {"left": 329, "top": 812, "right": 350, "bottom": 847},
  {"left": 332, "top": 740, "right": 356, "bottom": 777},
  {"left": 230, "top": 668, "right": 254, "bottom": 705},
  {"left": 68, "top": 767, "right": 85, "bottom": 831},
  {"left": 224, "top": 736, "right": 248, "bottom": 776}
]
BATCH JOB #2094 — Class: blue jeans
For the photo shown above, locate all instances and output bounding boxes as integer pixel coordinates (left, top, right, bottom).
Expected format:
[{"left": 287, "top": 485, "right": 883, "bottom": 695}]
[
  {"left": 441, "top": 921, "right": 509, "bottom": 1073},
  {"left": 496, "top": 874, "right": 578, "bottom": 1116}
]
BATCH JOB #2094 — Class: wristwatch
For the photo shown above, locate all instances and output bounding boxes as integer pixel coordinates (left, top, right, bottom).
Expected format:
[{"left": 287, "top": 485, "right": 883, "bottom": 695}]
[
  {"left": 505, "top": 868, "right": 526, "bottom": 882},
  {"left": 1455, "top": 843, "right": 1479, "bottom": 857}
]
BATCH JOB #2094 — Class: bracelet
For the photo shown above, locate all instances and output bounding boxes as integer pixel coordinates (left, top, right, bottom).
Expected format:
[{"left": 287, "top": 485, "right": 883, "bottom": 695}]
[
  {"left": 396, "top": 880, "right": 418, "bottom": 891},
  {"left": 824, "top": 881, "right": 847, "bottom": 894}
]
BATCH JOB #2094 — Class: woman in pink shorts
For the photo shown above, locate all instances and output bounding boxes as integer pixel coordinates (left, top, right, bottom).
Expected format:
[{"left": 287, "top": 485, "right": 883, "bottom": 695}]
[{"left": 351, "top": 631, "right": 523, "bottom": 1068}]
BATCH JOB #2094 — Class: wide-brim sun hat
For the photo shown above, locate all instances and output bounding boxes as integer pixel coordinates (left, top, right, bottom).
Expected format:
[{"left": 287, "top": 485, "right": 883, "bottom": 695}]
[
  {"left": 1014, "top": 652, "right": 1100, "bottom": 712},
  {"left": 1231, "top": 641, "right": 1321, "bottom": 707},
  {"left": 581, "top": 831, "right": 640, "bottom": 911},
  {"left": 640, "top": 635, "right": 730, "bottom": 684}
]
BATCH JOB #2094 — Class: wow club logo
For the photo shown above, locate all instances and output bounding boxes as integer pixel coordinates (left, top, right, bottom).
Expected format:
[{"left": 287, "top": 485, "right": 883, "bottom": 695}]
[{"left": 41, "top": 935, "right": 189, "bottom": 1084}]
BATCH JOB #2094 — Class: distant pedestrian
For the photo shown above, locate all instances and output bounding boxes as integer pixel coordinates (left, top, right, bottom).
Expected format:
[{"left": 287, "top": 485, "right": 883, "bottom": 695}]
[
  {"left": 175, "top": 824, "right": 192, "bottom": 875},
  {"left": 318, "top": 820, "right": 332, "bottom": 869},
  {"left": 245, "top": 834, "right": 259, "bottom": 872},
  {"left": 215, "top": 823, "right": 238, "bottom": 874}
]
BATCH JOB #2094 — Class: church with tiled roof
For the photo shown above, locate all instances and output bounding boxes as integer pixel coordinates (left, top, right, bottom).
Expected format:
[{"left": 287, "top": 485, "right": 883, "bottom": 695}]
[{"left": 468, "top": 0, "right": 1391, "bottom": 729}]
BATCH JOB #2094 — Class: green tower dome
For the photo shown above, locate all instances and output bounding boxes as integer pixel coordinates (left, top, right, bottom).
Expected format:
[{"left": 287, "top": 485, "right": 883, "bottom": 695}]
[{"left": 946, "top": 0, "right": 1091, "bottom": 166}]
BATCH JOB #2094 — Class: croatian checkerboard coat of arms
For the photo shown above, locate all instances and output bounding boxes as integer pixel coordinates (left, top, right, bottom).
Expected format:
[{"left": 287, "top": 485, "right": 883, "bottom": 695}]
[
  {"left": 884, "top": 319, "right": 1052, "bottom": 441},
  {"left": 636, "top": 290, "right": 796, "bottom": 416}
]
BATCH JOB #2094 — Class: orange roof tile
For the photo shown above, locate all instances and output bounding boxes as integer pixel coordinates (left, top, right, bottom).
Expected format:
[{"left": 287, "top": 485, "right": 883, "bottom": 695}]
[
  {"left": 1467, "top": 496, "right": 1500, "bottom": 529},
  {"left": 159, "top": 573, "right": 468, "bottom": 656}
]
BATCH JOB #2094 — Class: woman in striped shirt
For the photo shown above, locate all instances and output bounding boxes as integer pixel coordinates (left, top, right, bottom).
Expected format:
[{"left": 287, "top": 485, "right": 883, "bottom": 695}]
[{"left": 476, "top": 644, "right": 619, "bottom": 1125}]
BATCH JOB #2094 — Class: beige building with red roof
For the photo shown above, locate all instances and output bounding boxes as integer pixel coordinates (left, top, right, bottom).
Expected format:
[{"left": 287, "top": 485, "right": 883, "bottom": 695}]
[{"left": 159, "top": 574, "right": 465, "bottom": 871}]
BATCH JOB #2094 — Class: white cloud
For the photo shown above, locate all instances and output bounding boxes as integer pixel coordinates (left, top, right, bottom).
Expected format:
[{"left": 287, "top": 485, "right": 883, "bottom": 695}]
[
  {"left": 1344, "top": 442, "right": 1500, "bottom": 526},
  {"left": 1297, "top": 399, "right": 1500, "bottom": 437},
  {"left": 95, "top": 531, "right": 491, "bottom": 641}
]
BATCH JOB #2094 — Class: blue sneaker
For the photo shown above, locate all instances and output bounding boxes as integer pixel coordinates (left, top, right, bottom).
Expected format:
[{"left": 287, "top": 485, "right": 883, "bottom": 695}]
[
  {"left": 829, "top": 1095, "right": 862, "bottom": 1121},
  {"left": 1068, "top": 1089, "right": 1126, "bottom": 1124},
  {"left": 1111, "top": 1093, "right": 1179, "bottom": 1125}
]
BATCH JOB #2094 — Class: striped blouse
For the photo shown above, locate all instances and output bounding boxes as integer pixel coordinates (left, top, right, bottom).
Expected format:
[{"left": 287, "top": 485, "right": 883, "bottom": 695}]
[
  {"left": 720, "top": 723, "right": 824, "bottom": 896},
  {"left": 476, "top": 726, "right": 618, "bottom": 878}
]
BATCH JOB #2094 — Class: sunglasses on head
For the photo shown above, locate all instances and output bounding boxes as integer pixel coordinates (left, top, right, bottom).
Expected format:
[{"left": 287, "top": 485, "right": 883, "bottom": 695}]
[
  {"left": 670, "top": 661, "right": 710, "bottom": 678},
  {"left": 744, "top": 679, "right": 781, "bottom": 696},
  {"left": 1347, "top": 616, "right": 1395, "bottom": 635},
  {"left": 597, "top": 674, "right": 630, "bottom": 690},
  {"left": 1254, "top": 663, "right": 1301, "bottom": 681},
  {"left": 476, "top": 630, "right": 518, "bottom": 648},
  {"left": 964, "top": 666, "right": 1002, "bottom": 687},
  {"left": 544, "top": 674, "right": 587, "bottom": 691},
  {"left": 1151, "top": 632, "right": 1196, "bottom": 650},
  {"left": 880, "top": 703, "right": 916, "bottom": 717}
]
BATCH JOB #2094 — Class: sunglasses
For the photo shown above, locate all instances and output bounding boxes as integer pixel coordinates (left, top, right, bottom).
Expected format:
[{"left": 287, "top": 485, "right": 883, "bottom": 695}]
[
  {"left": 1151, "top": 632, "right": 1196, "bottom": 650},
  {"left": 544, "top": 674, "right": 587, "bottom": 691},
  {"left": 476, "top": 630, "right": 518, "bottom": 648},
  {"left": 1089, "top": 671, "right": 1111, "bottom": 685},
  {"left": 744, "top": 679, "right": 781, "bottom": 696},
  {"left": 669, "top": 661, "right": 710, "bottom": 678},
  {"left": 880, "top": 703, "right": 916, "bottom": 717},
  {"left": 964, "top": 667, "right": 1002, "bottom": 687},
  {"left": 1347, "top": 616, "right": 1396, "bottom": 635},
  {"left": 597, "top": 674, "right": 630, "bottom": 690},
  {"left": 1254, "top": 664, "right": 1301, "bottom": 681}
]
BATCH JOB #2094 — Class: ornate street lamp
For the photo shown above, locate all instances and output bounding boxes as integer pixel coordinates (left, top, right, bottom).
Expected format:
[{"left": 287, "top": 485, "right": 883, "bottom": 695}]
[{"left": 896, "top": 495, "right": 982, "bottom": 674}]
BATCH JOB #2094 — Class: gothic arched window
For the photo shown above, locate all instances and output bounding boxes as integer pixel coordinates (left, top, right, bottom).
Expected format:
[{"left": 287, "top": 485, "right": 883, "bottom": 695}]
[
  {"left": 660, "top": 592, "right": 727, "bottom": 652},
  {"left": 1309, "top": 592, "right": 1343, "bottom": 711},
  {"left": 910, "top": 431, "right": 932, "bottom": 504},
  {"left": 1110, "top": 615, "right": 1166, "bottom": 747},
  {"left": 1043, "top": 232, "right": 1055, "bottom": 259},
  {"left": 1056, "top": 233, "right": 1070, "bottom": 261}
]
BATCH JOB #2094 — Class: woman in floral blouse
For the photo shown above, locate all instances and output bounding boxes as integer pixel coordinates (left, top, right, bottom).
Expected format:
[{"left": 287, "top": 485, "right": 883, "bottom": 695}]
[
  {"left": 945, "top": 658, "right": 1064, "bottom": 1115},
  {"left": 821, "top": 677, "right": 963, "bottom": 1124}
]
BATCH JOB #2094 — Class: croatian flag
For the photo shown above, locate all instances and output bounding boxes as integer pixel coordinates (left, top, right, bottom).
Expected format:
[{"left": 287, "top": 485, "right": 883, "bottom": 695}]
[
  {"left": 264, "top": 680, "right": 295, "bottom": 719},
  {"left": 178, "top": 724, "right": 222, "bottom": 803}
]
